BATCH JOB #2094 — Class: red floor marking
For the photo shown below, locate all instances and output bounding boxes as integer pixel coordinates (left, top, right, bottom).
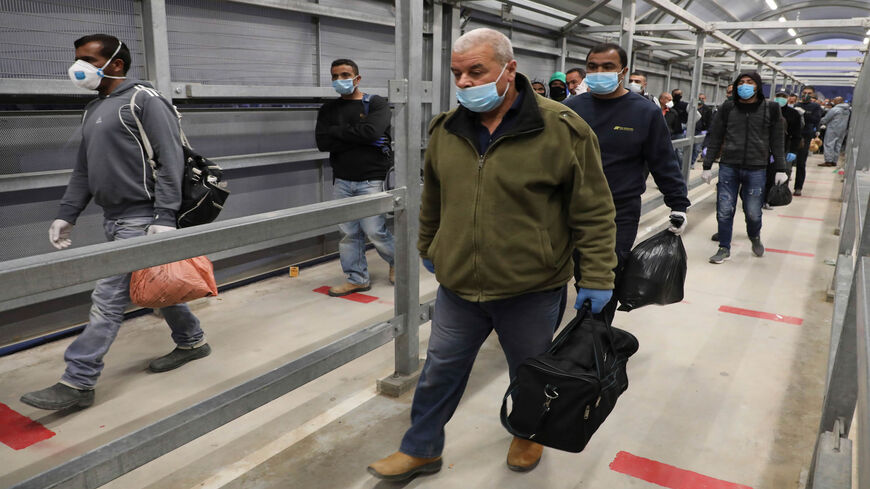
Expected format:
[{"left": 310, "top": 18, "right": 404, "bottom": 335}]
[
  {"left": 777, "top": 215, "right": 824, "bottom": 222},
  {"left": 610, "top": 451, "right": 753, "bottom": 489},
  {"left": 718, "top": 305, "right": 803, "bottom": 325},
  {"left": 765, "top": 248, "right": 815, "bottom": 257},
  {"left": 313, "top": 286, "right": 378, "bottom": 304},
  {"left": 0, "top": 403, "right": 56, "bottom": 450}
]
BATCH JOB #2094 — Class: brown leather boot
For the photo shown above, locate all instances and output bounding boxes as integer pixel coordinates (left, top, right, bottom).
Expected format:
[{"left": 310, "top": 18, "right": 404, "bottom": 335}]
[
  {"left": 328, "top": 282, "right": 371, "bottom": 297},
  {"left": 367, "top": 451, "right": 442, "bottom": 481},
  {"left": 389, "top": 266, "right": 395, "bottom": 285},
  {"left": 507, "top": 437, "right": 543, "bottom": 472}
]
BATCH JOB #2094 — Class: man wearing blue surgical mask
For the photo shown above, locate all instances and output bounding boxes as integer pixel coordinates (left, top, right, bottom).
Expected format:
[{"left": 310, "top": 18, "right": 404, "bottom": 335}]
[
  {"left": 315, "top": 59, "right": 395, "bottom": 297},
  {"left": 565, "top": 42, "right": 690, "bottom": 324},
  {"left": 701, "top": 72, "right": 787, "bottom": 264},
  {"left": 368, "top": 27, "right": 618, "bottom": 481}
]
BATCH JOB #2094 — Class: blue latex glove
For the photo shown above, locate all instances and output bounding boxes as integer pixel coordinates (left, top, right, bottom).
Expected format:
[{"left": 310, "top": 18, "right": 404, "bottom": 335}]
[
  {"left": 701, "top": 147, "right": 707, "bottom": 157},
  {"left": 786, "top": 152, "right": 797, "bottom": 163},
  {"left": 575, "top": 288, "right": 613, "bottom": 314},
  {"left": 421, "top": 258, "right": 435, "bottom": 274}
]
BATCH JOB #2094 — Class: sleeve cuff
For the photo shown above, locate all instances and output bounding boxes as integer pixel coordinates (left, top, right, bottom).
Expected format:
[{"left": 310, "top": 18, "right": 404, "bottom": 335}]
[
  {"left": 56, "top": 205, "right": 81, "bottom": 225},
  {"left": 153, "top": 208, "right": 177, "bottom": 227}
]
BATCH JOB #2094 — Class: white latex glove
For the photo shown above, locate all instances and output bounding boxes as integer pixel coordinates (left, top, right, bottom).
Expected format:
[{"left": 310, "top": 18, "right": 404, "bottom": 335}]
[
  {"left": 774, "top": 172, "right": 789, "bottom": 185},
  {"left": 147, "top": 224, "right": 176, "bottom": 235},
  {"left": 48, "top": 219, "right": 73, "bottom": 250},
  {"left": 668, "top": 211, "right": 687, "bottom": 235},
  {"left": 702, "top": 170, "right": 713, "bottom": 185}
]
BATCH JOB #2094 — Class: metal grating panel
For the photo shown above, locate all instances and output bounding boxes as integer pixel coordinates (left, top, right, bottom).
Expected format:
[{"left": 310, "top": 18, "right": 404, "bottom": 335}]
[
  {"left": 166, "top": 0, "right": 317, "bottom": 86},
  {"left": 0, "top": 0, "right": 145, "bottom": 79},
  {"left": 319, "top": 17, "right": 395, "bottom": 89}
]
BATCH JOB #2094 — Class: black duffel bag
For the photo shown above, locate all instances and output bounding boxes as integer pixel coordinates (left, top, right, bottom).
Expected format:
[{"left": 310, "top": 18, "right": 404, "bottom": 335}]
[{"left": 500, "top": 304, "right": 638, "bottom": 453}]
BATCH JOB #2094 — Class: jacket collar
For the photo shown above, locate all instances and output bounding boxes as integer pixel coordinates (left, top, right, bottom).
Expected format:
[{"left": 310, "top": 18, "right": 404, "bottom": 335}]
[{"left": 444, "top": 72, "right": 545, "bottom": 142}]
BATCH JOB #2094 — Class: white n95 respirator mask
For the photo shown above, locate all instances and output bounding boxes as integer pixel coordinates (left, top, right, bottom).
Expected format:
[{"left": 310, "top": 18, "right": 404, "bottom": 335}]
[{"left": 68, "top": 42, "right": 126, "bottom": 90}]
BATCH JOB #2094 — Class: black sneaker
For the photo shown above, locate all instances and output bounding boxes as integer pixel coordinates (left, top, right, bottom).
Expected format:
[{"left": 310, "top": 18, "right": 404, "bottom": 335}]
[
  {"left": 750, "top": 237, "right": 765, "bottom": 257},
  {"left": 149, "top": 343, "right": 212, "bottom": 373},
  {"left": 711, "top": 232, "right": 719, "bottom": 241},
  {"left": 20, "top": 383, "right": 94, "bottom": 410},
  {"left": 709, "top": 247, "right": 730, "bottom": 264}
]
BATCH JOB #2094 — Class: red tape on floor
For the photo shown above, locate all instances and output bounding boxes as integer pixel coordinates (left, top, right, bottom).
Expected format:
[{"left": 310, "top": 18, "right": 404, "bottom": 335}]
[
  {"left": 313, "top": 286, "right": 378, "bottom": 304},
  {"left": 765, "top": 248, "right": 815, "bottom": 257},
  {"left": 777, "top": 215, "right": 824, "bottom": 222},
  {"left": 610, "top": 451, "right": 753, "bottom": 489},
  {"left": 718, "top": 305, "right": 803, "bottom": 325},
  {"left": 0, "top": 403, "right": 55, "bottom": 450}
]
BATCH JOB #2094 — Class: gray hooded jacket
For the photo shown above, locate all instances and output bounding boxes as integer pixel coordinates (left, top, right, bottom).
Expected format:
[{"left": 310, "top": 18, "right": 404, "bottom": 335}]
[
  {"left": 57, "top": 79, "right": 183, "bottom": 227},
  {"left": 820, "top": 103, "right": 851, "bottom": 142}
]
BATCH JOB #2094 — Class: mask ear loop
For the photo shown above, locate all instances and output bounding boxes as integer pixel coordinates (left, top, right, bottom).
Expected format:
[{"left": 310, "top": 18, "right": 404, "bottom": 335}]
[{"left": 97, "top": 41, "right": 127, "bottom": 80}]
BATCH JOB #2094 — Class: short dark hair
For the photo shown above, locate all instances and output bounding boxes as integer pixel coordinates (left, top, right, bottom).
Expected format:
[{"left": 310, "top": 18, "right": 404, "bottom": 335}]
[
  {"left": 586, "top": 43, "right": 627, "bottom": 69},
  {"left": 74, "top": 34, "right": 131, "bottom": 74},
  {"left": 629, "top": 72, "right": 646, "bottom": 81},
  {"left": 566, "top": 67, "right": 586, "bottom": 78},
  {"left": 802, "top": 85, "right": 815, "bottom": 93},
  {"left": 671, "top": 88, "right": 682, "bottom": 95},
  {"left": 775, "top": 91, "right": 788, "bottom": 97},
  {"left": 331, "top": 58, "right": 359, "bottom": 76}
]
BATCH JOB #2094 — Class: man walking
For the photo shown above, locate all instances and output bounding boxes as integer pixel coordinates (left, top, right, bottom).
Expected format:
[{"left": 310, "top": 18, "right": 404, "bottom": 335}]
[
  {"left": 21, "top": 34, "right": 210, "bottom": 411},
  {"left": 768, "top": 91, "right": 801, "bottom": 204},
  {"left": 315, "top": 58, "right": 395, "bottom": 296},
  {"left": 565, "top": 43, "right": 690, "bottom": 322},
  {"left": 702, "top": 72, "right": 788, "bottom": 264},
  {"left": 565, "top": 67, "right": 587, "bottom": 98},
  {"left": 793, "top": 86, "right": 824, "bottom": 195},
  {"left": 819, "top": 96, "right": 851, "bottom": 167},
  {"left": 628, "top": 72, "right": 657, "bottom": 104},
  {"left": 367, "top": 28, "right": 618, "bottom": 481}
]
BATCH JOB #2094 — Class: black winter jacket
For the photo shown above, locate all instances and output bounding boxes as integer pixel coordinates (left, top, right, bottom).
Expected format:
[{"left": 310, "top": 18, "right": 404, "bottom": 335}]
[{"left": 702, "top": 98, "right": 786, "bottom": 172}]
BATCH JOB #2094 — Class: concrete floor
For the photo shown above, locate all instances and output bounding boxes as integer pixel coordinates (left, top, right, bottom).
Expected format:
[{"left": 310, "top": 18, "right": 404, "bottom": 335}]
[{"left": 0, "top": 154, "right": 843, "bottom": 489}]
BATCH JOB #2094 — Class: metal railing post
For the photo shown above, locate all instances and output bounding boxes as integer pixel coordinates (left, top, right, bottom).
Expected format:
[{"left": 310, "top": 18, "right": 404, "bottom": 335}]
[{"left": 682, "top": 30, "right": 705, "bottom": 179}]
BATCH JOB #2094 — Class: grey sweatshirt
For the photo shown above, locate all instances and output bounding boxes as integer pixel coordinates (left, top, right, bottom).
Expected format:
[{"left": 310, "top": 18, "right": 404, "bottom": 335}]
[{"left": 58, "top": 79, "right": 183, "bottom": 227}]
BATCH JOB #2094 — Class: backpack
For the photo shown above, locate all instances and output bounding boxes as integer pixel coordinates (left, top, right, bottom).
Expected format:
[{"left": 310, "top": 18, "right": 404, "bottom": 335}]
[
  {"left": 361, "top": 93, "right": 395, "bottom": 191},
  {"left": 129, "top": 86, "right": 229, "bottom": 228}
]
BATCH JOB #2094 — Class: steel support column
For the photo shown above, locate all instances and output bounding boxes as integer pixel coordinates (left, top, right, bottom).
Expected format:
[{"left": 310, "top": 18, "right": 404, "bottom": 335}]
[
  {"left": 733, "top": 51, "right": 742, "bottom": 80},
  {"left": 141, "top": 0, "right": 172, "bottom": 96},
  {"left": 559, "top": 36, "right": 567, "bottom": 73},
  {"left": 448, "top": 5, "right": 460, "bottom": 110},
  {"left": 665, "top": 62, "right": 673, "bottom": 91},
  {"left": 682, "top": 31, "right": 705, "bottom": 179},
  {"left": 620, "top": 0, "right": 636, "bottom": 78},
  {"left": 391, "top": 0, "right": 423, "bottom": 378}
]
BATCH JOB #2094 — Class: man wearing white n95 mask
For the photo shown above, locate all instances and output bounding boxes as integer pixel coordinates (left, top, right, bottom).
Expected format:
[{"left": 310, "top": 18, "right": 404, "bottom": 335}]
[
  {"left": 21, "top": 34, "right": 210, "bottom": 412},
  {"left": 565, "top": 43, "right": 690, "bottom": 324},
  {"left": 367, "top": 27, "right": 617, "bottom": 481}
]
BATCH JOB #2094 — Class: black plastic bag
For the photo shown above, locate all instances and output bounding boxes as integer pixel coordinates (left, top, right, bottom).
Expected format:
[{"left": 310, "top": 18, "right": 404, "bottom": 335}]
[
  {"left": 767, "top": 182, "right": 792, "bottom": 207},
  {"left": 616, "top": 230, "right": 687, "bottom": 312}
]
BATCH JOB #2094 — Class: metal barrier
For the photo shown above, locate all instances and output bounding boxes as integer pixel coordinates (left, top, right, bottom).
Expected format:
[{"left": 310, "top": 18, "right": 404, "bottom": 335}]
[{"left": 807, "top": 49, "right": 870, "bottom": 489}]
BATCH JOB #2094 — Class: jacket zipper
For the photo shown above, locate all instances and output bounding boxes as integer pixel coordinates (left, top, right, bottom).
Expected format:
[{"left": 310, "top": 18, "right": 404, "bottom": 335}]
[
  {"left": 456, "top": 126, "right": 541, "bottom": 300},
  {"left": 742, "top": 112, "right": 750, "bottom": 167}
]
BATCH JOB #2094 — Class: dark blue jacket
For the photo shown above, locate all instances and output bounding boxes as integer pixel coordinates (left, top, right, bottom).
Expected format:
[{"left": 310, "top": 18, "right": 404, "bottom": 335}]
[{"left": 565, "top": 91, "right": 689, "bottom": 212}]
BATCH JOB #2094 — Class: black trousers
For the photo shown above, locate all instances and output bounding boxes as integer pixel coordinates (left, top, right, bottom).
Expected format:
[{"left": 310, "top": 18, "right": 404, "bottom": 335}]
[
  {"left": 563, "top": 197, "right": 641, "bottom": 326},
  {"left": 794, "top": 134, "right": 813, "bottom": 190}
]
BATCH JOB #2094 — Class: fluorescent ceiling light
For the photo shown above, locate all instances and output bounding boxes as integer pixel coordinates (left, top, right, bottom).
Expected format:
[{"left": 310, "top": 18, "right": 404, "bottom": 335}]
[
  {"left": 778, "top": 16, "right": 786, "bottom": 22},
  {"left": 788, "top": 28, "right": 797, "bottom": 36},
  {"left": 796, "top": 38, "right": 803, "bottom": 45},
  {"left": 865, "top": 37, "right": 870, "bottom": 45},
  {"left": 765, "top": 0, "right": 778, "bottom": 10}
]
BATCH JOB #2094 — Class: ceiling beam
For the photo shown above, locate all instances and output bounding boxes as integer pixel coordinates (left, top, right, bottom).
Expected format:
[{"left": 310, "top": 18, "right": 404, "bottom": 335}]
[
  {"left": 576, "top": 18, "right": 870, "bottom": 32},
  {"left": 560, "top": 0, "right": 611, "bottom": 34}
]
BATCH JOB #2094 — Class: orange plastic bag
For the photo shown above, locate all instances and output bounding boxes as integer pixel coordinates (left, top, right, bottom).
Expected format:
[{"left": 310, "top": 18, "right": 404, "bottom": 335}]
[{"left": 130, "top": 256, "right": 218, "bottom": 308}]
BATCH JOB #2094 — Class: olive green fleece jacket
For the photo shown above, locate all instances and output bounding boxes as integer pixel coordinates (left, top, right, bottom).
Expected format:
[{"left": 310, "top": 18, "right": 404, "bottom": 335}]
[{"left": 418, "top": 74, "right": 617, "bottom": 302}]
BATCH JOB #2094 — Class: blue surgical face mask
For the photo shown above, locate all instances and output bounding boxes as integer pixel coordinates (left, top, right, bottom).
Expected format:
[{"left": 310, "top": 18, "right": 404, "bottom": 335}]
[
  {"left": 774, "top": 97, "right": 787, "bottom": 107},
  {"left": 332, "top": 77, "right": 357, "bottom": 95},
  {"left": 737, "top": 84, "right": 756, "bottom": 100},
  {"left": 455, "top": 63, "right": 509, "bottom": 113},
  {"left": 585, "top": 71, "right": 621, "bottom": 95}
]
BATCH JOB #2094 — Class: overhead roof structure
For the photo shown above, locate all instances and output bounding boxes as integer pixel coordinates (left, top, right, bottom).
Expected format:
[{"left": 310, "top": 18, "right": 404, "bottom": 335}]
[{"left": 453, "top": 0, "right": 869, "bottom": 87}]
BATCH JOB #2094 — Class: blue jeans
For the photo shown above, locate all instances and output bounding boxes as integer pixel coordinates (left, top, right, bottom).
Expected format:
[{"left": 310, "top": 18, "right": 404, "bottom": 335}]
[
  {"left": 62, "top": 217, "right": 204, "bottom": 390},
  {"left": 333, "top": 178, "right": 394, "bottom": 285},
  {"left": 400, "top": 285, "right": 565, "bottom": 458},
  {"left": 716, "top": 165, "right": 766, "bottom": 250}
]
